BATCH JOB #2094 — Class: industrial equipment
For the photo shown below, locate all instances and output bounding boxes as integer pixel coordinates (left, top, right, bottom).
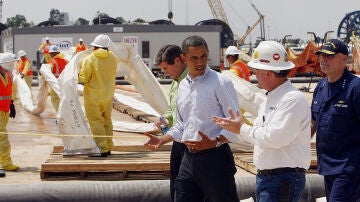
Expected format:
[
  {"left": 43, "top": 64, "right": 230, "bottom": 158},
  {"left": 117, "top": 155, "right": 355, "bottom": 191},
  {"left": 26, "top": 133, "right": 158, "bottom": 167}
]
[{"left": 337, "top": 10, "right": 360, "bottom": 43}]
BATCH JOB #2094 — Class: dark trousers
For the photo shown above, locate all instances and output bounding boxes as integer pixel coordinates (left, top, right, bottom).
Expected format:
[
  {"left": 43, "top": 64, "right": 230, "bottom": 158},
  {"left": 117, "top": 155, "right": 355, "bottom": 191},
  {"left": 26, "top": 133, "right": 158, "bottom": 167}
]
[
  {"left": 324, "top": 173, "right": 360, "bottom": 202},
  {"left": 174, "top": 144, "right": 238, "bottom": 202},
  {"left": 170, "top": 141, "right": 187, "bottom": 201}
]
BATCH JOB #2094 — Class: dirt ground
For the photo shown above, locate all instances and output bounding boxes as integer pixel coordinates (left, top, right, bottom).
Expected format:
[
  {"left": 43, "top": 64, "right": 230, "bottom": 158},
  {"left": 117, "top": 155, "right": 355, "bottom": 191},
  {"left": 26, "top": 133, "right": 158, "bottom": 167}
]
[{"left": 1, "top": 81, "right": 317, "bottom": 184}]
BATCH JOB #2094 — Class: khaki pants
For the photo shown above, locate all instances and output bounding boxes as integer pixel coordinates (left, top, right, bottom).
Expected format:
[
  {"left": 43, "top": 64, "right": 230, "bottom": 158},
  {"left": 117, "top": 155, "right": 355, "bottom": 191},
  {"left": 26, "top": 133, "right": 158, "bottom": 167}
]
[{"left": 0, "top": 111, "right": 13, "bottom": 167}]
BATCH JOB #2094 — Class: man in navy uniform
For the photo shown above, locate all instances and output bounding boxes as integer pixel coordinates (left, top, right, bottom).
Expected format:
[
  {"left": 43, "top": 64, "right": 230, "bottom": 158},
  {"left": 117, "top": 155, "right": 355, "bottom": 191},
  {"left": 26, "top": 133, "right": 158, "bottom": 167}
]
[{"left": 311, "top": 39, "right": 360, "bottom": 201}]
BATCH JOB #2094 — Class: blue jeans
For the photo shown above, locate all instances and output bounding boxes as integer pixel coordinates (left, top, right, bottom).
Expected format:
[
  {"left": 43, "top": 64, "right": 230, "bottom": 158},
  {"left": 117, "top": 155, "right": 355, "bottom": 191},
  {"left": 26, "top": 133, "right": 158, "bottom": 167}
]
[{"left": 256, "top": 170, "right": 305, "bottom": 202}]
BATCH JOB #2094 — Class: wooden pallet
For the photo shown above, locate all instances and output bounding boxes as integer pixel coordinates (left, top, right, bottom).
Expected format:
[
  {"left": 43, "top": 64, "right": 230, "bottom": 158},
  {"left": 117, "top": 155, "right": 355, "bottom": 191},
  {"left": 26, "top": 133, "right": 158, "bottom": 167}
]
[
  {"left": 41, "top": 145, "right": 171, "bottom": 180},
  {"left": 113, "top": 101, "right": 158, "bottom": 123}
]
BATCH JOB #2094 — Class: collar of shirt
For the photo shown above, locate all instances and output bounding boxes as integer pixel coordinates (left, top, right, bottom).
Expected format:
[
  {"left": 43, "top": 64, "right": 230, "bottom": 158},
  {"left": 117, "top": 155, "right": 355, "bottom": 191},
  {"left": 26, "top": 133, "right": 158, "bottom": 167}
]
[
  {"left": 266, "top": 80, "right": 291, "bottom": 100},
  {"left": 185, "top": 66, "right": 210, "bottom": 84}
]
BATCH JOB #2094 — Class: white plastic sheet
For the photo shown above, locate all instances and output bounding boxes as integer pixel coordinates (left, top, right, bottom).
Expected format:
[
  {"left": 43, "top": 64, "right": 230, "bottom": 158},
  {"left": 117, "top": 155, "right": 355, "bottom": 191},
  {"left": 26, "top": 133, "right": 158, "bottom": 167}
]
[
  {"left": 222, "top": 70, "right": 266, "bottom": 116},
  {"left": 113, "top": 121, "right": 157, "bottom": 133},
  {"left": 57, "top": 50, "right": 100, "bottom": 155},
  {"left": 39, "top": 64, "right": 61, "bottom": 97},
  {"left": 14, "top": 73, "right": 49, "bottom": 115},
  {"left": 111, "top": 42, "right": 169, "bottom": 115}
]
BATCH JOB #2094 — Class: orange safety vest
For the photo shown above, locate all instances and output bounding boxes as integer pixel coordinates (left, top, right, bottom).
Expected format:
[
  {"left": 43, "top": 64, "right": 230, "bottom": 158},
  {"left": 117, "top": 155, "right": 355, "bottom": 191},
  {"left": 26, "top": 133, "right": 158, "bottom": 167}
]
[
  {"left": 48, "top": 57, "right": 67, "bottom": 78},
  {"left": 17, "top": 57, "right": 33, "bottom": 76},
  {"left": 0, "top": 72, "right": 12, "bottom": 112},
  {"left": 230, "top": 60, "right": 250, "bottom": 81},
  {"left": 75, "top": 43, "right": 87, "bottom": 53},
  {"left": 40, "top": 42, "right": 52, "bottom": 54}
]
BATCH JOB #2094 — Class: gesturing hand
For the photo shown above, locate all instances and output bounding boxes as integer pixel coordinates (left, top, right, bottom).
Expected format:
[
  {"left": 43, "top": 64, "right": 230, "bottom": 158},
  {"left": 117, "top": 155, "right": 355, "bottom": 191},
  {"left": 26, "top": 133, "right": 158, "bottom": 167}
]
[{"left": 143, "top": 132, "right": 162, "bottom": 150}]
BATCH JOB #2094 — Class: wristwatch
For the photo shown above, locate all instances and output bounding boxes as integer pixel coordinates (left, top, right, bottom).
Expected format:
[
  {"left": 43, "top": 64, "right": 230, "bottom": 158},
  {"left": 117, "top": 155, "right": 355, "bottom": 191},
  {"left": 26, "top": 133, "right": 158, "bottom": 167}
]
[{"left": 215, "top": 136, "right": 223, "bottom": 148}]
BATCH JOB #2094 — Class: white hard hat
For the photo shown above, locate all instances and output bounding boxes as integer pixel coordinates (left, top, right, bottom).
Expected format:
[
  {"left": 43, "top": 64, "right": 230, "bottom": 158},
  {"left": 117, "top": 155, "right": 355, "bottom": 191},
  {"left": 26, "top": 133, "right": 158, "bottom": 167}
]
[
  {"left": 45, "top": 37, "right": 50, "bottom": 41},
  {"left": 90, "top": 34, "right": 111, "bottom": 48},
  {"left": 0, "top": 52, "right": 17, "bottom": 71},
  {"left": 79, "top": 38, "right": 83, "bottom": 42},
  {"left": 18, "top": 50, "right": 27, "bottom": 58},
  {"left": 247, "top": 41, "right": 294, "bottom": 71},
  {"left": 48, "top": 45, "right": 60, "bottom": 53},
  {"left": 225, "top": 46, "right": 240, "bottom": 55}
]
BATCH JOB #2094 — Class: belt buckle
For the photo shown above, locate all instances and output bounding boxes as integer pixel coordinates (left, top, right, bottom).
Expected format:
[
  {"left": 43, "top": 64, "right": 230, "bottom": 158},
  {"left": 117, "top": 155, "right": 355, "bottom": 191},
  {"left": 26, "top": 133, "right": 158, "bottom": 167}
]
[
  {"left": 262, "top": 169, "right": 270, "bottom": 175},
  {"left": 258, "top": 169, "right": 273, "bottom": 176}
]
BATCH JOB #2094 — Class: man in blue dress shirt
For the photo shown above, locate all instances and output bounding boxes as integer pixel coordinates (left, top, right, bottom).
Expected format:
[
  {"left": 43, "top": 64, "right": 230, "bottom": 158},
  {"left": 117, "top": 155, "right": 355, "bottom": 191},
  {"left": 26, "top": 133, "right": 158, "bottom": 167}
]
[{"left": 144, "top": 35, "right": 243, "bottom": 202}]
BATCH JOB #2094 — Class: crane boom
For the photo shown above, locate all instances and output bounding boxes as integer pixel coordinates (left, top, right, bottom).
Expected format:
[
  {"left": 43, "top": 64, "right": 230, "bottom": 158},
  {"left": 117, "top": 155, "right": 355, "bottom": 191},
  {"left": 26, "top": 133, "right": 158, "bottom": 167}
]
[
  {"left": 207, "top": 0, "right": 228, "bottom": 24},
  {"left": 237, "top": 0, "right": 265, "bottom": 45},
  {"left": 237, "top": 15, "right": 264, "bottom": 45}
]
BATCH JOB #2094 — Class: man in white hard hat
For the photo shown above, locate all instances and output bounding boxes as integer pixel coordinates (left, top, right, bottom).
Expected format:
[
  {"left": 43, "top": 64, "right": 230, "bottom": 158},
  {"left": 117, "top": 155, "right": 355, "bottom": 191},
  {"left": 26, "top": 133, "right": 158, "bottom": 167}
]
[
  {"left": 225, "top": 45, "right": 250, "bottom": 81},
  {"left": 212, "top": 41, "right": 311, "bottom": 201},
  {"left": 0, "top": 53, "right": 20, "bottom": 172},
  {"left": 47, "top": 45, "right": 68, "bottom": 112},
  {"left": 38, "top": 37, "right": 52, "bottom": 63},
  {"left": 79, "top": 34, "right": 117, "bottom": 157},
  {"left": 17, "top": 50, "right": 33, "bottom": 89},
  {"left": 75, "top": 38, "right": 87, "bottom": 54}
]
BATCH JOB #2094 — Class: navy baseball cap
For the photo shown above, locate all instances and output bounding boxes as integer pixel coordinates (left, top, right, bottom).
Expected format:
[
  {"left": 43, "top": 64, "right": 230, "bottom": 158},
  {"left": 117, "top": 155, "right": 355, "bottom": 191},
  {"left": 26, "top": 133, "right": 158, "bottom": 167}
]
[{"left": 316, "top": 39, "right": 348, "bottom": 55}]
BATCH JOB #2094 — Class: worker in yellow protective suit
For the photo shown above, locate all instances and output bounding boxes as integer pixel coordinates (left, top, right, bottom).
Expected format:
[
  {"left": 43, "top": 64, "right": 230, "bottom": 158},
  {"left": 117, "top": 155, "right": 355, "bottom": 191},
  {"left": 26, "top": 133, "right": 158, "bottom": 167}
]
[
  {"left": 0, "top": 52, "right": 20, "bottom": 172},
  {"left": 47, "top": 45, "right": 68, "bottom": 112},
  {"left": 17, "top": 50, "right": 33, "bottom": 89},
  {"left": 78, "top": 34, "right": 117, "bottom": 157},
  {"left": 38, "top": 37, "right": 52, "bottom": 63}
]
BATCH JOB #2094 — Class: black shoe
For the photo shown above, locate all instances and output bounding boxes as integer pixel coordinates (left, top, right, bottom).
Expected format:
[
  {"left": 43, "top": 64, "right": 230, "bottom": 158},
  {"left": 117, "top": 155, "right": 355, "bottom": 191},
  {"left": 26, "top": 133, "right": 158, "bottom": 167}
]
[
  {"left": 101, "top": 151, "right": 111, "bottom": 157},
  {"left": 88, "top": 151, "right": 111, "bottom": 157},
  {"left": 0, "top": 169, "right": 5, "bottom": 177}
]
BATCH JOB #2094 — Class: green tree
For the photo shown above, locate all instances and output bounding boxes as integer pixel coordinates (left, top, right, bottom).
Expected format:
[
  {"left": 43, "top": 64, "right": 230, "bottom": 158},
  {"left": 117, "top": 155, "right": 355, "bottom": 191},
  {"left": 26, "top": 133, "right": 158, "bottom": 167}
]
[
  {"left": 96, "top": 11, "right": 109, "bottom": 18},
  {"left": 133, "top": 18, "right": 146, "bottom": 23},
  {"left": 49, "top": 8, "right": 64, "bottom": 24},
  {"left": 74, "top": 18, "right": 89, "bottom": 25},
  {"left": 6, "top": 14, "right": 31, "bottom": 28}
]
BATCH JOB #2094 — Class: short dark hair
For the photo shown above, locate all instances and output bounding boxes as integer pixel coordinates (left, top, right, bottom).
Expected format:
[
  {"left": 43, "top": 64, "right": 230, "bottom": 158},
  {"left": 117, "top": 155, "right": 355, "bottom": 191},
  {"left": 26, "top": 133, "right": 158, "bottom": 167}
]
[
  {"left": 154, "top": 44, "right": 182, "bottom": 66},
  {"left": 181, "top": 35, "right": 208, "bottom": 55},
  {"left": 273, "top": 69, "right": 291, "bottom": 78}
]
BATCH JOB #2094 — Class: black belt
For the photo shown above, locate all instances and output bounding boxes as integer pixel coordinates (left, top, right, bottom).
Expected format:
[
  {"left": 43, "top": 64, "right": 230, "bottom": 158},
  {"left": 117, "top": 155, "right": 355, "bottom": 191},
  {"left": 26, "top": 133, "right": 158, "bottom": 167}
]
[
  {"left": 187, "top": 143, "right": 226, "bottom": 154},
  {"left": 258, "top": 167, "right": 305, "bottom": 176}
]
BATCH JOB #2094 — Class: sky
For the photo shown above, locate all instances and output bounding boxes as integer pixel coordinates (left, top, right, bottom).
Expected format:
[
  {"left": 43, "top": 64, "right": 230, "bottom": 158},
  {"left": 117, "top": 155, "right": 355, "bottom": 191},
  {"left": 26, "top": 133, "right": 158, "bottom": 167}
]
[{"left": 2, "top": 0, "right": 360, "bottom": 44}]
